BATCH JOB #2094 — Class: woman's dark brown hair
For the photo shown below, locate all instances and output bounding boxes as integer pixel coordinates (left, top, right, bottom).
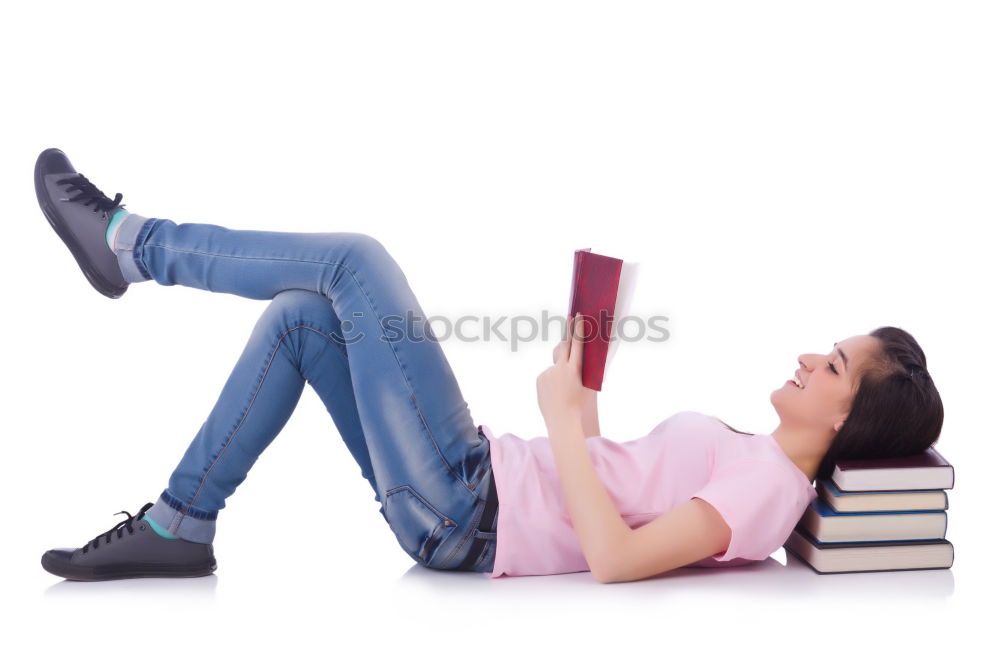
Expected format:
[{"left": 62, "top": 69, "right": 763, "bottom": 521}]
[
  {"left": 814, "top": 326, "right": 944, "bottom": 481},
  {"left": 713, "top": 326, "right": 945, "bottom": 483}
]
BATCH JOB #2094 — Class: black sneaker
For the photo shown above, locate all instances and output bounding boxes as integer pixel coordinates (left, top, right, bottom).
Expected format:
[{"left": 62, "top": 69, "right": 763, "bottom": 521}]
[
  {"left": 41, "top": 503, "right": 218, "bottom": 581},
  {"left": 34, "top": 147, "right": 131, "bottom": 299}
]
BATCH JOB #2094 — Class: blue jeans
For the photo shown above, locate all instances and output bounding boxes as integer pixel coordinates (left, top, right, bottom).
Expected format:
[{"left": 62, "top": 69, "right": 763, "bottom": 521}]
[{"left": 110, "top": 213, "right": 497, "bottom": 573}]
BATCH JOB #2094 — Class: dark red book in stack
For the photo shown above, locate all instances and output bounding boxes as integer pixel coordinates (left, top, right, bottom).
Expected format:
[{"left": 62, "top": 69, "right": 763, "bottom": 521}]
[{"left": 567, "top": 248, "right": 623, "bottom": 391}]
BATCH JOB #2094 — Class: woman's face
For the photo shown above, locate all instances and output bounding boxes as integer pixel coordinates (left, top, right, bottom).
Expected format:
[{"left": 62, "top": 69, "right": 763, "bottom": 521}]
[{"left": 770, "top": 334, "right": 881, "bottom": 433}]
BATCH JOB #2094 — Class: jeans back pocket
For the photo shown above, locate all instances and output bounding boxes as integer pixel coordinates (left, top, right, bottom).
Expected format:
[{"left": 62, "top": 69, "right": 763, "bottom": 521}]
[{"left": 383, "top": 485, "right": 458, "bottom": 565}]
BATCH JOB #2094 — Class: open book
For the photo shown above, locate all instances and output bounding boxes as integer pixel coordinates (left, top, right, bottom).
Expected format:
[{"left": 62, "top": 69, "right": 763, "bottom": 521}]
[{"left": 567, "top": 249, "right": 637, "bottom": 391}]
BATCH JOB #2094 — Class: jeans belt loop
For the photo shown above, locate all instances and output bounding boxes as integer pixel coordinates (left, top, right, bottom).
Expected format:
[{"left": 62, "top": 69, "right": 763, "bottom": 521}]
[{"left": 456, "top": 466, "right": 498, "bottom": 571}]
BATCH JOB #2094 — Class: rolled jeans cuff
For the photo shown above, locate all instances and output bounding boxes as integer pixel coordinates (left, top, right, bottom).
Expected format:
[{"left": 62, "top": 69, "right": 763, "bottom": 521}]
[
  {"left": 111, "top": 213, "right": 158, "bottom": 283},
  {"left": 147, "top": 490, "right": 218, "bottom": 544}
]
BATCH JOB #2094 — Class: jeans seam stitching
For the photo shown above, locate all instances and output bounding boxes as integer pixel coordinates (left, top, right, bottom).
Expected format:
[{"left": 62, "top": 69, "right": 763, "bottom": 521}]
[
  {"left": 132, "top": 218, "right": 159, "bottom": 280},
  {"left": 294, "top": 322, "right": 350, "bottom": 360},
  {"left": 143, "top": 244, "right": 359, "bottom": 268},
  {"left": 384, "top": 485, "right": 455, "bottom": 522},
  {"left": 184, "top": 323, "right": 305, "bottom": 514},
  {"left": 160, "top": 489, "right": 216, "bottom": 520},
  {"left": 328, "top": 257, "right": 477, "bottom": 498}
]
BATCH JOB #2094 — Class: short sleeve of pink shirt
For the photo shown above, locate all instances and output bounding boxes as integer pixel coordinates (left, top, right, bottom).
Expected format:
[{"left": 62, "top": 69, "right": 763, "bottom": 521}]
[
  {"left": 480, "top": 410, "right": 817, "bottom": 578},
  {"left": 690, "top": 458, "right": 814, "bottom": 563}
]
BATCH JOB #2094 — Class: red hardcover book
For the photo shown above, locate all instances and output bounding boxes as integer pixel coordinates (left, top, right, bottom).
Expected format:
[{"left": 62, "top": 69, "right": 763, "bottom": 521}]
[
  {"left": 567, "top": 248, "right": 623, "bottom": 391},
  {"left": 831, "top": 445, "right": 955, "bottom": 492}
]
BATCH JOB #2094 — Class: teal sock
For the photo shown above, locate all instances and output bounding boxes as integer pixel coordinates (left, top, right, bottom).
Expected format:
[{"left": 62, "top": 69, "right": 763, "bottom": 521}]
[
  {"left": 142, "top": 513, "right": 178, "bottom": 539},
  {"left": 105, "top": 207, "right": 132, "bottom": 249}
]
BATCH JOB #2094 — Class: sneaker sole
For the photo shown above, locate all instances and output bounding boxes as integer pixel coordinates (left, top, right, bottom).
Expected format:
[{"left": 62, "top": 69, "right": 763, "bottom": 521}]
[
  {"left": 34, "top": 152, "right": 128, "bottom": 299},
  {"left": 42, "top": 553, "right": 217, "bottom": 581}
]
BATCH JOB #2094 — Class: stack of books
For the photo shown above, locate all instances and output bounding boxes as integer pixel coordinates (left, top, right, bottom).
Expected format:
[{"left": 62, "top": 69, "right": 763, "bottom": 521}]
[{"left": 783, "top": 446, "right": 955, "bottom": 573}]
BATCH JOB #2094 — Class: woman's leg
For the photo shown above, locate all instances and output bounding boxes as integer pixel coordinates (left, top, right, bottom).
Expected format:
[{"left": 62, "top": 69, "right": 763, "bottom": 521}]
[
  {"left": 117, "top": 214, "right": 493, "bottom": 569},
  {"left": 147, "top": 289, "right": 380, "bottom": 541}
]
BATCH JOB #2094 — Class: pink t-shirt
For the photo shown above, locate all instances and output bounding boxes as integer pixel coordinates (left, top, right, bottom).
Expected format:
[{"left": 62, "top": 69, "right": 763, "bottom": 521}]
[{"left": 480, "top": 410, "right": 818, "bottom": 578}]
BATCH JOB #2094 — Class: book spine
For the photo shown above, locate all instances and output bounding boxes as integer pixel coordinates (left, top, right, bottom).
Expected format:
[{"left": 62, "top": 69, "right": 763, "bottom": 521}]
[{"left": 568, "top": 249, "right": 586, "bottom": 320}]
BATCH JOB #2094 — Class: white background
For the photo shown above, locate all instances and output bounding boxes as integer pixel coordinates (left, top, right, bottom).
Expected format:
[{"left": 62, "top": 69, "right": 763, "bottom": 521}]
[{"left": 3, "top": 1, "right": 996, "bottom": 658}]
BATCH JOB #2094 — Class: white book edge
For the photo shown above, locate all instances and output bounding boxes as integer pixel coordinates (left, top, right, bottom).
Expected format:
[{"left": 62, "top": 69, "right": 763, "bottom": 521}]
[{"left": 606, "top": 260, "right": 639, "bottom": 369}]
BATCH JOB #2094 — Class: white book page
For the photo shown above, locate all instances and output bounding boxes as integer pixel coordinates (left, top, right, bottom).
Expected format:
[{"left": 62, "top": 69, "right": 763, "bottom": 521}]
[{"left": 606, "top": 260, "right": 638, "bottom": 369}]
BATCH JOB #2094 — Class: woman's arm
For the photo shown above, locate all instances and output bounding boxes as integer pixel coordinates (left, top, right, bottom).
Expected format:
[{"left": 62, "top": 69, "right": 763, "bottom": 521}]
[
  {"left": 546, "top": 416, "right": 630, "bottom": 581},
  {"left": 538, "top": 319, "right": 728, "bottom": 584},
  {"left": 537, "top": 315, "right": 629, "bottom": 581},
  {"left": 580, "top": 388, "right": 600, "bottom": 437},
  {"left": 553, "top": 331, "right": 602, "bottom": 438},
  {"left": 546, "top": 399, "right": 731, "bottom": 584}
]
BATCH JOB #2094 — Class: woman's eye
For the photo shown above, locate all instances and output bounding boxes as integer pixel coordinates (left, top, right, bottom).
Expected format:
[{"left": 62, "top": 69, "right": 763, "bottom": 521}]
[{"left": 827, "top": 361, "right": 839, "bottom": 375}]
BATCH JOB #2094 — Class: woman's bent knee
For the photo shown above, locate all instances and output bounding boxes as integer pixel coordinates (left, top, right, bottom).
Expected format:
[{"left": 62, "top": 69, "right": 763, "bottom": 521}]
[
  {"left": 266, "top": 289, "right": 336, "bottom": 323},
  {"left": 321, "top": 232, "right": 391, "bottom": 268}
]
